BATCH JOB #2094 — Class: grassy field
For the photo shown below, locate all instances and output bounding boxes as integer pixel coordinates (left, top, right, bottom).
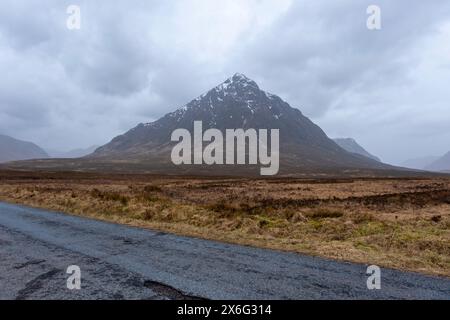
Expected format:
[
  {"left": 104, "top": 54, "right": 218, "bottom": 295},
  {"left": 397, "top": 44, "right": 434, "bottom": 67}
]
[{"left": 0, "top": 170, "right": 449, "bottom": 276}]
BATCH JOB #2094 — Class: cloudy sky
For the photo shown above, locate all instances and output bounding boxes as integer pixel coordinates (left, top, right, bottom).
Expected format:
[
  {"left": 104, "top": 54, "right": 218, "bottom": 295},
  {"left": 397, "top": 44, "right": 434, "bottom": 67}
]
[{"left": 1, "top": 0, "right": 449, "bottom": 164}]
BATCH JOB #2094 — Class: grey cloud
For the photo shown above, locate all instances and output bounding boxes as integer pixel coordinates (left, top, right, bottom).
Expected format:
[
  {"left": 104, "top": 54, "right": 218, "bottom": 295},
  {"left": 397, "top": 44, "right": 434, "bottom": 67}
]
[
  {"left": 0, "top": 0, "right": 449, "bottom": 163},
  {"left": 240, "top": 0, "right": 450, "bottom": 117}
]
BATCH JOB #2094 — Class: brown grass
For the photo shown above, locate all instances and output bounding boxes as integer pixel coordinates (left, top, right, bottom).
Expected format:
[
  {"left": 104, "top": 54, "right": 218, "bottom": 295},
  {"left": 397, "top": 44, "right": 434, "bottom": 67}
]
[{"left": 0, "top": 170, "right": 449, "bottom": 277}]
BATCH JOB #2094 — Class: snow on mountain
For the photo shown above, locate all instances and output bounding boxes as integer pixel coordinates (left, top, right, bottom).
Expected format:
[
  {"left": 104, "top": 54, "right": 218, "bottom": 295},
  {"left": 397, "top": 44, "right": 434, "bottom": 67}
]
[{"left": 90, "top": 73, "right": 390, "bottom": 174}]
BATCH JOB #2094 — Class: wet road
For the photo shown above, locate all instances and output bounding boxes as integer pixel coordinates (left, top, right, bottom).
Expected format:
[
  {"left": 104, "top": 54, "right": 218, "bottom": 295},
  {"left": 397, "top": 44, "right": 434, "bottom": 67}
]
[{"left": 0, "top": 202, "right": 448, "bottom": 300}]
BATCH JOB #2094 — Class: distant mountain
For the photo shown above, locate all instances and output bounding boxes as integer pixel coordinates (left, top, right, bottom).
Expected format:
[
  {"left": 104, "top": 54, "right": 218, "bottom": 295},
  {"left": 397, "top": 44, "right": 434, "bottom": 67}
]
[
  {"left": 401, "top": 156, "right": 439, "bottom": 170},
  {"left": 333, "top": 138, "right": 381, "bottom": 162},
  {"left": 425, "top": 151, "right": 450, "bottom": 172},
  {"left": 0, "top": 134, "right": 48, "bottom": 163},
  {"left": 48, "top": 145, "right": 99, "bottom": 158},
  {"left": 89, "top": 73, "right": 389, "bottom": 174}
]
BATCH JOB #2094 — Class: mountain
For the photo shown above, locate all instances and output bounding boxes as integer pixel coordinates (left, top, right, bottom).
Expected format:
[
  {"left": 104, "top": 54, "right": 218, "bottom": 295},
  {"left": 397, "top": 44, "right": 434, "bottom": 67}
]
[
  {"left": 0, "top": 134, "right": 48, "bottom": 163},
  {"left": 89, "top": 73, "right": 389, "bottom": 174},
  {"left": 401, "top": 156, "right": 439, "bottom": 170},
  {"left": 425, "top": 151, "right": 450, "bottom": 172},
  {"left": 48, "top": 145, "right": 99, "bottom": 158},
  {"left": 333, "top": 138, "right": 380, "bottom": 162}
]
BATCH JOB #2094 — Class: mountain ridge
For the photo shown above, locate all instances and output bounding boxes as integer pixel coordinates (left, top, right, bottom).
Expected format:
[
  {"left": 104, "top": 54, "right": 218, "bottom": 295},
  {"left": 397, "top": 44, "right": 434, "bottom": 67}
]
[
  {"left": 0, "top": 134, "right": 48, "bottom": 163},
  {"left": 90, "top": 73, "right": 391, "bottom": 174},
  {"left": 0, "top": 74, "right": 414, "bottom": 176},
  {"left": 401, "top": 156, "right": 439, "bottom": 170},
  {"left": 425, "top": 151, "right": 450, "bottom": 172},
  {"left": 333, "top": 138, "right": 381, "bottom": 162}
]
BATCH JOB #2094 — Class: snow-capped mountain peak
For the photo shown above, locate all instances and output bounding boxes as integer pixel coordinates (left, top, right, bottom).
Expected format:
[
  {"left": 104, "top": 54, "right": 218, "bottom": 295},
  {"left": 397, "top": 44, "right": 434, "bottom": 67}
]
[
  {"left": 228, "top": 73, "right": 259, "bottom": 88},
  {"left": 92, "top": 73, "right": 391, "bottom": 174},
  {"left": 213, "top": 73, "right": 260, "bottom": 98},
  {"left": 154, "top": 73, "right": 269, "bottom": 125}
]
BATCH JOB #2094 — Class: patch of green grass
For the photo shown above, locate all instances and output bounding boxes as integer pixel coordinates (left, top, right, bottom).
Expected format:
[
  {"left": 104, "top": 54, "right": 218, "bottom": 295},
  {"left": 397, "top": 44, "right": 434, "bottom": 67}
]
[
  {"left": 257, "top": 216, "right": 282, "bottom": 229},
  {"left": 354, "top": 221, "right": 389, "bottom": 237},
  {"left": 354, "top": 240, "right": 377, "bottom": 251},
  {"left": 308, "top": 219, "right": 324, "bottom": 231}
]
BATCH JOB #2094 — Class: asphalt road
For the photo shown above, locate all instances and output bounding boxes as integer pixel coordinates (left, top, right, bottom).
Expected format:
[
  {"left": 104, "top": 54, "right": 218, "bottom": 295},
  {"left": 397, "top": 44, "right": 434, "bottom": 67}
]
[{"left": 0, "top": 201, "right": 448, "bottom": 300}]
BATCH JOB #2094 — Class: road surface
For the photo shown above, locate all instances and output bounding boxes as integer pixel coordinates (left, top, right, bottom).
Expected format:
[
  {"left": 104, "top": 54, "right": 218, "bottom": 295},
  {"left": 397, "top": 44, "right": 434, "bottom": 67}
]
[{"left": 0, "top": 201, "right": 448, "bottom": 300}]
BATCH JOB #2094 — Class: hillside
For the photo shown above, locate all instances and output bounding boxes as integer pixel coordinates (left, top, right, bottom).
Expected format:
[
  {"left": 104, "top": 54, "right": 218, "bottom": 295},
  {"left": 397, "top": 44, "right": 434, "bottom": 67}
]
[
  {"left": 333, "top": 138, "right": 381, "bottom": 162},
  {"left": 0, "top": 134, "right": 48, "bottom": 163}
]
